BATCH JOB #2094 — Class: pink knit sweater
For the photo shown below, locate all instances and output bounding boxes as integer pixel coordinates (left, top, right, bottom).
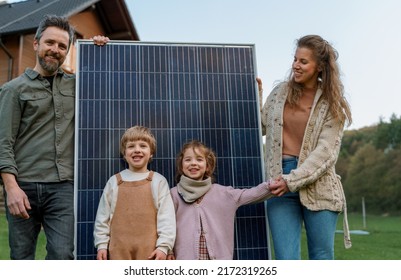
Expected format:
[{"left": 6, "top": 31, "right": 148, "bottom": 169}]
[{"left": 170, "top": 181, "right": 271, "bottom": 260}]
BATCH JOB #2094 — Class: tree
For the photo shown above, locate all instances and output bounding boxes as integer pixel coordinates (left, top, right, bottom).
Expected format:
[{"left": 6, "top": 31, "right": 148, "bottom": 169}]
[
  {"left": 343, "top": 143, "right": 385, "bottom": 213},
  {"left": 373, "top": 114, "right": 401, "bottom": 150},
  {"left": 339, "top": 115, "right": 401, "bottom": 214}
]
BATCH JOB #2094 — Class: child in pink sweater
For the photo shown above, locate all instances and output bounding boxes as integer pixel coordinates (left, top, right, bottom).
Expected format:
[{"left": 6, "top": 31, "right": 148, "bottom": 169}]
[{"left": 168, "top": 140, "right": 271, "bottom": 260}]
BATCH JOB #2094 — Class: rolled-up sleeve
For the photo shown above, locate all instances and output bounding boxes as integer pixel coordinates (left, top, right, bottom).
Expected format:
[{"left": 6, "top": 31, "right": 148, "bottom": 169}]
[{"left": 0, "top": 83, "right": 21, "bottom": 176}]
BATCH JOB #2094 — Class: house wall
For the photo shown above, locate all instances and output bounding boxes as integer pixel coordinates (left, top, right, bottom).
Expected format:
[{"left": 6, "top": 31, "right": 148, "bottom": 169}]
[
  {"left": 20, "top": 34, "right": 36, "bottom": 73},
  {"left": 0, "top": 49, "right": 10, "bottom": 85},
  {"left": 70, "top": 10, "right": 105, "bottom": 38},
  {"left": 0, "top": 34, "right": 36, "bottom": 85},
  {"left": 0, "top": 34, "right": 21, "bottom": 85},
  {"left": 65, "top": 10, "right": 106, "bottom": 73}
]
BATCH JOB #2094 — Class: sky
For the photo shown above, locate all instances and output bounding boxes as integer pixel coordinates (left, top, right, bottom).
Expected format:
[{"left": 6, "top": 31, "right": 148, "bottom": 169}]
[
  {"left": 125, "top": 0, "right": 401, "bottom": 130},
  {"left": 6, "top": 0, "right": 400, "bottom": 130}
]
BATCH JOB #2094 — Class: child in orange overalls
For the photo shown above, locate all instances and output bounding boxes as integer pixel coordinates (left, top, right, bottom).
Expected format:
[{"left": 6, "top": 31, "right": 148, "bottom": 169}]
[{"left": 93, "top": 126, "right": 176, "bottom": 260}]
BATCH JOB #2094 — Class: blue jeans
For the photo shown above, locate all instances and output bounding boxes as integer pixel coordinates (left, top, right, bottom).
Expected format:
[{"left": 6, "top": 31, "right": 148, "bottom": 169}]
[
  {"left": 4, "top": 181, "right": 75, "bottom": 260},
  {"left": 266, "top": 157, "right": 338, "bottom": 260}
]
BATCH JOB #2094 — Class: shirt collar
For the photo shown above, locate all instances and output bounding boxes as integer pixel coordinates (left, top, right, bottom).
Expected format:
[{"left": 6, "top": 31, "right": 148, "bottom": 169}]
[{"left": 25, "top": 68, "right": 65, "bottom": 80}]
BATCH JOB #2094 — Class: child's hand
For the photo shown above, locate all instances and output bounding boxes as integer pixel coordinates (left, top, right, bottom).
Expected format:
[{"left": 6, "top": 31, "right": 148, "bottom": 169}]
[
  {"left": 269, "top": 176, "right": 289, "bottom": 197},
  {"left": 148, "top": 248, "right": 167, "bottom": 260},
  {"left": 167, "top": 253, "right": 176, "bottom": 260},
  {"left": 96, "top": 249, "right": 108, "bottom": 260}
]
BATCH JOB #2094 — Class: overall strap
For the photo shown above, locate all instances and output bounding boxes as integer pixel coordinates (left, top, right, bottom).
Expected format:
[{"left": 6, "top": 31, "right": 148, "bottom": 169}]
[
  {"left": 146, "top": 171, "right": 154, "bottom": 181},
  {"left": 115, "top": 173, "right": 124, "bottom": 185}
]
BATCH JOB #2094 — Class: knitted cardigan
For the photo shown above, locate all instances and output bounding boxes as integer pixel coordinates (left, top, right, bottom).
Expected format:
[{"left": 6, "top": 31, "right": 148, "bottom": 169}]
[{"left": 261, "top": 82, "right": 351, "bottom": 248}]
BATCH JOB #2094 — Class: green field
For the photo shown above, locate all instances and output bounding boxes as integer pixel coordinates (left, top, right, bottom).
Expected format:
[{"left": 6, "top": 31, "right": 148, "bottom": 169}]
[
  {"left": 0, "top": 213, "right": 400, "bottom": 260},
  {"left": 330, "top": 214, "right": 401, "bottom": 260},
  {"left": 0, "top": 213, "right": 47, "bottom": 260}
]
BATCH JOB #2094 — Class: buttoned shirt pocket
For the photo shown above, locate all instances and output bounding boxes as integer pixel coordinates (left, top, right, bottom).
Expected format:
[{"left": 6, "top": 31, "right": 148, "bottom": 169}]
[
  {"left": 59, "top": 89, "right": 75, "bottom": 120},
  {"left": 19, "top": 92, "right": 51, "bottom": 117}
]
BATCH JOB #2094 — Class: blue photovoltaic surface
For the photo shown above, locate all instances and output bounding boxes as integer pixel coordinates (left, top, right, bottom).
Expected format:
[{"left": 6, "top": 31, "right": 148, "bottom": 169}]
[{"left": 75, "top": 41, "right": 270, "bottom": 259}]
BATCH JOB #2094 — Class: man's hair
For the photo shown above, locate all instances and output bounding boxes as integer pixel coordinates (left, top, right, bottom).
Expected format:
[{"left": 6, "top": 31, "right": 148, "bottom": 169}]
[{"left": 34, "top": 14, "right": 75, "bottom": 50}]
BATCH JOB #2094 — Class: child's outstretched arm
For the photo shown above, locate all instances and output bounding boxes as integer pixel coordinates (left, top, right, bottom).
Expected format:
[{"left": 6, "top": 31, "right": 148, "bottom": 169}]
[{"left": 229, "top": 181, "right": 272, "bottom": 206}]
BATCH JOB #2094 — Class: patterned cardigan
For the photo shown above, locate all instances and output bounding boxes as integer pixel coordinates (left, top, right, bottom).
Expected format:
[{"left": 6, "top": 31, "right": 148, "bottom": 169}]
[{"left": 261, "top": 82, "right": 351, "bottom": 248}]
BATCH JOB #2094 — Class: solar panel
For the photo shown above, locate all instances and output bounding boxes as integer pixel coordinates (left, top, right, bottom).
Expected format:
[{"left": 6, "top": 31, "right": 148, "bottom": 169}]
[{"left": 75, "top": 41, "right": 270, "bottom": 260}]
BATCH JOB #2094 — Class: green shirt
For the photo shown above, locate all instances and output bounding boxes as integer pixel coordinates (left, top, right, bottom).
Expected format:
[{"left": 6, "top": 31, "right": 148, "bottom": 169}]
[{"left": 0, "top": 68, "right": 75, "bottom": 182}]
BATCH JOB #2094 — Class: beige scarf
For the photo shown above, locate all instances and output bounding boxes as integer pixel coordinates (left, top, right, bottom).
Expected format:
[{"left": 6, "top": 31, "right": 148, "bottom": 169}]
[{"left": 177, "top": 175, "right": 212, "bottom": 203}]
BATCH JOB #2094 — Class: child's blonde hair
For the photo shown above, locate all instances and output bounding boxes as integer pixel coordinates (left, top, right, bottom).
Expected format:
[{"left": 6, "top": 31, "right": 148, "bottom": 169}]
[
  {"left": 120, "top": 126, "right": 156, "bottom": 156},
  {"left": 175, "top": 140, "right": 216, "bottom": 183}
]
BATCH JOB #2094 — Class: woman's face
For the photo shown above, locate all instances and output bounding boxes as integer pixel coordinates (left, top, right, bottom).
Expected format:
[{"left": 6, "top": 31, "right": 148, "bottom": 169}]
[
  {"left": 181, "top": 148, "right": 207, "bottom": 181},
  {"left": 292, "top": 47, "right": 320, "bottom": 89}
]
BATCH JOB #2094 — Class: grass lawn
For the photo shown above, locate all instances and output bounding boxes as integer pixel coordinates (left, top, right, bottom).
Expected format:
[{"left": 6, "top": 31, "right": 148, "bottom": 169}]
[
  {"left": 1, "top": 212, "right": 400, "bottom": 260},
  {"left": 331, "top": 214, "right": 401, "bottom": 260},
  {"left": 266, "top": 213, "right": 401, "bottom": 260},
  {"left": 0, "top": 213, "right": 47, "bottom": 260}
]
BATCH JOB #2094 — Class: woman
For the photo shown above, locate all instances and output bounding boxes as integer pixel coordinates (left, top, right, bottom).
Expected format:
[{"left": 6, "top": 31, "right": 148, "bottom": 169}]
[{"left": 259, "top": 35, "right": 352, "bottom": 260}]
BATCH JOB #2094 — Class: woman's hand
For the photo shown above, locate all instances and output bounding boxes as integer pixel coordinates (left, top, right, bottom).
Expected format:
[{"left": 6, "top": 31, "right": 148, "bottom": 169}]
[
  {"left": 256, "top": 77, "right": 263, "bottom": 111},
  {"left": 268, "top": 176, "right": 289, "bottom": 196}
]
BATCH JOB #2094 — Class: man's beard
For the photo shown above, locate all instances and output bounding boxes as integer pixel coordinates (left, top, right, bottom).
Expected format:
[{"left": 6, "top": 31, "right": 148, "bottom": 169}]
[{"left": 38, "top": 52, "right": 62, "bottom": 74}]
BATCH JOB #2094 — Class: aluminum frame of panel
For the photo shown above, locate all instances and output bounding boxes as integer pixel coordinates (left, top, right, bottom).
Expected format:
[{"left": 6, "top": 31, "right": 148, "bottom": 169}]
[{"left": 75, "top": 40, "right": 270, "bottom": 260}]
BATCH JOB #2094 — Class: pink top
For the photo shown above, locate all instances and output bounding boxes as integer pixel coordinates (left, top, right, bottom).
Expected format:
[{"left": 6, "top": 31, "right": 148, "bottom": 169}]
[{"left": 170, "top": 182, "right": 271, "bottom": 260}]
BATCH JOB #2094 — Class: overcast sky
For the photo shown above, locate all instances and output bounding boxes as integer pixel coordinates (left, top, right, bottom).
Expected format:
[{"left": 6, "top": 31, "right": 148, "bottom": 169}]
[{"left": 126, "top": 0, "right": 401, "bottom": 130}]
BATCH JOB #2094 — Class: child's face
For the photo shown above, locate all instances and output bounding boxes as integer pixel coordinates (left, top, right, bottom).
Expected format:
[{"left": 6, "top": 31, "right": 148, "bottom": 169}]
[
  {"left": 182, "top": 148, "right": 207, "bottom": 181},
  {"left": 124, "top": 140, "right": 152, "bottom": 173}
]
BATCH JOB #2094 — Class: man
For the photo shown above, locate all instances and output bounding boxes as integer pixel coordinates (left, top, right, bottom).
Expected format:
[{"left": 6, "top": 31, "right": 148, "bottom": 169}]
[{"left": 0, "top": 15, "right": 109, "bottom": 260}]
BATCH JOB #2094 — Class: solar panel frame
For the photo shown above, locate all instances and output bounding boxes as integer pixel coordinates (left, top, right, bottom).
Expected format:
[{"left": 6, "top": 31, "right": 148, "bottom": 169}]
[{"left": 75, "top": 40, "right": 270, "bottom": 260}]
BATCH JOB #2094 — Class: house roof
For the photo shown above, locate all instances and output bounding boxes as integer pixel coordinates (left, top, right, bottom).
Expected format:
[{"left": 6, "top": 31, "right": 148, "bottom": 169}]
[{"left": 0, "top": 0, "right": 139, "bottom": 40}]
